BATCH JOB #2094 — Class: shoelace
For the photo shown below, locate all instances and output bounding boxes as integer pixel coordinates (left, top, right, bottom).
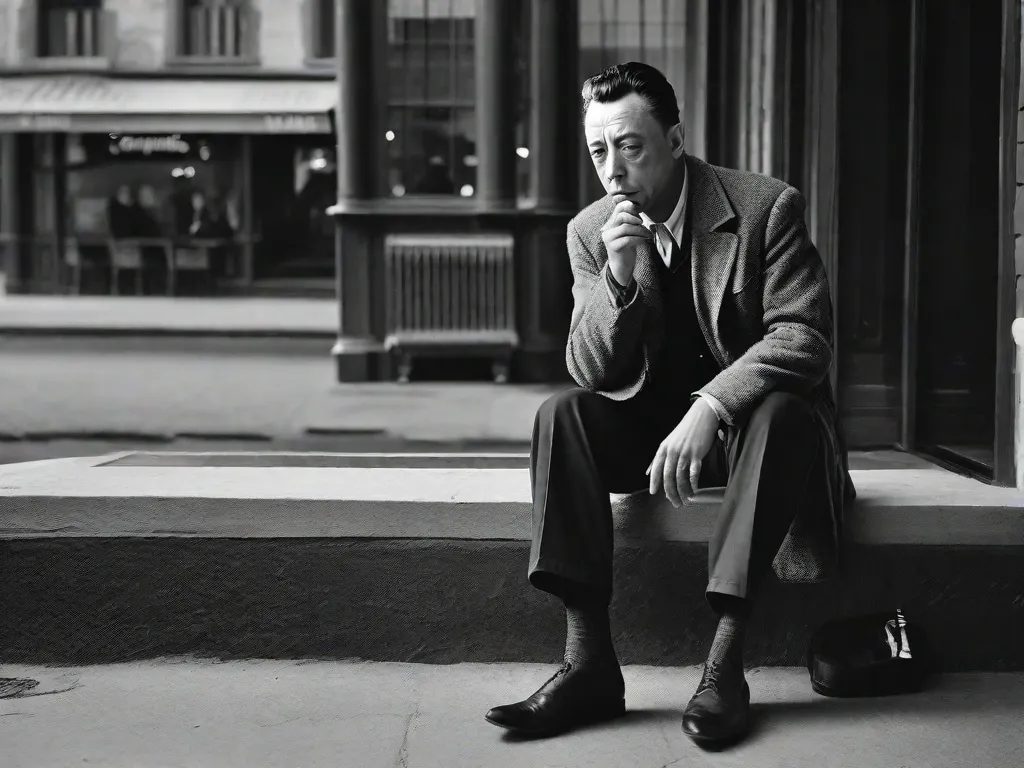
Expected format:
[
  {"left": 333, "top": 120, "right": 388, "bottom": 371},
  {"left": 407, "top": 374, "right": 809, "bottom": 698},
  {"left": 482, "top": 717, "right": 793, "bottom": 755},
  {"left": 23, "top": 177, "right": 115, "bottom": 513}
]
[
  {"left": 696, "top": 659, "right": 725, "bottom": 696},
  {"left": 537, "top": 661, "right": 572, "bottom": 691}
]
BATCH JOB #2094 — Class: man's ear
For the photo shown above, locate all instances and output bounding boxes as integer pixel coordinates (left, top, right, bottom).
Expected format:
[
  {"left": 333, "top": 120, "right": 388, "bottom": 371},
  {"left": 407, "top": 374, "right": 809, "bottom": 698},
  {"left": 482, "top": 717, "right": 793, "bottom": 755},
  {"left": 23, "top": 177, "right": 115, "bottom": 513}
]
[{"left": 668, "top": 122, "right": 686, "bottom": 159}]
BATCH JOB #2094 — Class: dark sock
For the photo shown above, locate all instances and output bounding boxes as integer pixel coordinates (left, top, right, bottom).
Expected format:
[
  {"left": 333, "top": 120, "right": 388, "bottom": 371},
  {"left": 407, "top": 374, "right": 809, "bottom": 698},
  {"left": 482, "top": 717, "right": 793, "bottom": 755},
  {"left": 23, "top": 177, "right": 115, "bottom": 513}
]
[
  {"left": 562, "top": 587, "right": 616, "bottom": 669},
  {"left": 707, "top": 597, "right": 750, "bottom": 669}
]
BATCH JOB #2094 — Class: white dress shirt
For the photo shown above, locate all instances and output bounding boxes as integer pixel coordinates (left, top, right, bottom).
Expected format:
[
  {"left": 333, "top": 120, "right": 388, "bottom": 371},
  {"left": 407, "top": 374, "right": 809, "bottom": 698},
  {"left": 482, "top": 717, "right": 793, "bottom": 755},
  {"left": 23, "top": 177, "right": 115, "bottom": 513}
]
[{"left": 639, "top": 167, "right": 689, "bottom": 268}]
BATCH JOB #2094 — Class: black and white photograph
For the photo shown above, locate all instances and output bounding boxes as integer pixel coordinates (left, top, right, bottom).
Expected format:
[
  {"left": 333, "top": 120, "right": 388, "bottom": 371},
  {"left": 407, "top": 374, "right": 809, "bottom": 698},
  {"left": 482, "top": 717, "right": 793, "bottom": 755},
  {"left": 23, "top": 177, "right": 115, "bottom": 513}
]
[{"left": 0, "top": 0, "right": 1022, "bottom": 766}]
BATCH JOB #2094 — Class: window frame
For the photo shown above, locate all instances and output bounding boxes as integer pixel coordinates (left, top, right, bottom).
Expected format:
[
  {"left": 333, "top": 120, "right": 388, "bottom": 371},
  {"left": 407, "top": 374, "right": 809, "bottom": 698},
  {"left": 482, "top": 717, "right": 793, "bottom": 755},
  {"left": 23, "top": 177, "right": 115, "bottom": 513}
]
[
  {"left": 165, "top": 0, "right": 261, "bottom": 68},
  {"left": 19, "top": 0, "right": 117, "bottom": 69},
  {"left": 302, "top": 0, "right": 336, "bottom": 67}
]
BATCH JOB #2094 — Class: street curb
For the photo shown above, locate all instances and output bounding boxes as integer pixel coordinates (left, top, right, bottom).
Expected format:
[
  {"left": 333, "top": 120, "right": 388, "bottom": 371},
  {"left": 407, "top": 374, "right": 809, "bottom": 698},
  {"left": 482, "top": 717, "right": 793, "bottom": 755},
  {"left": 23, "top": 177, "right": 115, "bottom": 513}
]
[
  {"left": 18, "top": 431, "right": 173, "bottom": 443},
  {"left": 303, "top": 427, "right": 390, "bottom": 437},
  {"left": 0, "top": 328, "right": 335, "bottom": 339},
  {"left": 303, "top": 426, "right": 532, "bottom": 449},
  {"left": 3, "top": 431, "right": 279, "bottom": 443},
  {"left": 173, "top": 432, "right": 274, "bottom": 442},
  {"left": 0, "top": 429, "right": 532, "bottom": 450}
]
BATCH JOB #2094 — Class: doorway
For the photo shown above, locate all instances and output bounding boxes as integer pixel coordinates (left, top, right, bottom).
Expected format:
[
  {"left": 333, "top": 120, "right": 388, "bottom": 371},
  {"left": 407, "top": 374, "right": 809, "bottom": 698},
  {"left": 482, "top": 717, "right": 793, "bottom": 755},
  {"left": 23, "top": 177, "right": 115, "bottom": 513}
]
[{"left": 911, "top": 0, "right": 1003, "bottom": 477}]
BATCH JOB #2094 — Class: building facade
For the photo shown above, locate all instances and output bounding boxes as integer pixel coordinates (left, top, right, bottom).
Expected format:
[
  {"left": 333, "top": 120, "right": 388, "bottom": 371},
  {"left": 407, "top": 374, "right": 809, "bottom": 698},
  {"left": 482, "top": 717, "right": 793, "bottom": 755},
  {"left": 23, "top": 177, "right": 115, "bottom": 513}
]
[
  {"left": 324, "top": 0, "right": 1020, "bottom": 488},
  {"left": 0, "top": 0, "right": 1019, "bottom": 487},
  {"left": 0, "top": 0, "right": 341, "bottom": 297}
]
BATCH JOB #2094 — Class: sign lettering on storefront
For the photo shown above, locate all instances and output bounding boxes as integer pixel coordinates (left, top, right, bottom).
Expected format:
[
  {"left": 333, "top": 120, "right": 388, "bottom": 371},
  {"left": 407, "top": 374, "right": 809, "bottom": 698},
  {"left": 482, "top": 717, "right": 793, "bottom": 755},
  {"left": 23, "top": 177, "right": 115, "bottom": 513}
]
[
  {"left": 263, "top": 114, "right": 321, "bottom": 133},
  {"left": 109, "top": 134, "right": 191, "bottom": 155},
  {"left": 15, "top": 114, "right": 73, "bottom": 131}
]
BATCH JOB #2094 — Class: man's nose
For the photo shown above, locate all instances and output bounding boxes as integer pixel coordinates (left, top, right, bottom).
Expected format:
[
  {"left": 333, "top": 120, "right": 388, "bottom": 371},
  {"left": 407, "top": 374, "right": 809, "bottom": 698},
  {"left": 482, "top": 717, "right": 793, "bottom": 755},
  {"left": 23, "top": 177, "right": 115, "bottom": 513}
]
[{"left": 604, "top": 151, "right": 625, "bottom": 183}]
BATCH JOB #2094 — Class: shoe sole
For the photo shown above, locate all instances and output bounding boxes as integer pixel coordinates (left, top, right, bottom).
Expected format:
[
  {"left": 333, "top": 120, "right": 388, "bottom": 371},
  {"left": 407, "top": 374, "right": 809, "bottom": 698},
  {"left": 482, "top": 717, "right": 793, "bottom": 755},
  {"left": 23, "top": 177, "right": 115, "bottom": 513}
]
[
  {"left": 682, "top": 714, "right": 751, "bottom": 746},
  {"left": 484, "top": 699, "right": 626, "bottom": 737}
]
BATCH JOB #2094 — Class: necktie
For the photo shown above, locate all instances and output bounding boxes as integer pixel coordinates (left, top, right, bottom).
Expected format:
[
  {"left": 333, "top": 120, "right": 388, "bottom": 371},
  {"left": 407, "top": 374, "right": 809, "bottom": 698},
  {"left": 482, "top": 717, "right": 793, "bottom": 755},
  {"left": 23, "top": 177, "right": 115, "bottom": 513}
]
[{"left": 651, "top": 223, "right": 672, "bottom": 267}]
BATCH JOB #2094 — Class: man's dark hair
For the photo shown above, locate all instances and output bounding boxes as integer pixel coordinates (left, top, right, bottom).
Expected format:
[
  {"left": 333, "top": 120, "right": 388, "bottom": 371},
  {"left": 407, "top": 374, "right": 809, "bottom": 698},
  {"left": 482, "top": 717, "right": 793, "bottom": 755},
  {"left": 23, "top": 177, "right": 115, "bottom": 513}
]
[{"left": 580, "top": 61, "right": 680, "bottom": 129}]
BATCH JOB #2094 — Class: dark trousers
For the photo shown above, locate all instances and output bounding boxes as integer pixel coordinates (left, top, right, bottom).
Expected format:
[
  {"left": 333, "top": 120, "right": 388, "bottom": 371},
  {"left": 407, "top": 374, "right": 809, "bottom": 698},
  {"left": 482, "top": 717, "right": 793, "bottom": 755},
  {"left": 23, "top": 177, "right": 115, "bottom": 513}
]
[{"left": 528, "top": 386, "right": 825, "bottom": 612}]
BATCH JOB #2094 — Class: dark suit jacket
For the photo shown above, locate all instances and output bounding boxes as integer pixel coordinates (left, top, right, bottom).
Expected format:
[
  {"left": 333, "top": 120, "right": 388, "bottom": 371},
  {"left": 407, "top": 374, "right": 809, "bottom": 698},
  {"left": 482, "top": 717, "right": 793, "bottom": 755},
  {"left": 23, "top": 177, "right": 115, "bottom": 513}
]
[{"left": 564, "top": 154, "right": 854, "bottom": 583}]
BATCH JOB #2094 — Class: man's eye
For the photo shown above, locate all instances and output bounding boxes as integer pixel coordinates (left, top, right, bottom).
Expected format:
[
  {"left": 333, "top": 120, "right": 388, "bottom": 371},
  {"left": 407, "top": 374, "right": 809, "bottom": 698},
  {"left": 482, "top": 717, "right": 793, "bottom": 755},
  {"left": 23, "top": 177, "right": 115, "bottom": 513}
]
[
  {"left": 590, "top": 148, "right": 605, "bottom": 158},
  {"left": 622, "top": 145, "right": 640, "bottom": 153}
]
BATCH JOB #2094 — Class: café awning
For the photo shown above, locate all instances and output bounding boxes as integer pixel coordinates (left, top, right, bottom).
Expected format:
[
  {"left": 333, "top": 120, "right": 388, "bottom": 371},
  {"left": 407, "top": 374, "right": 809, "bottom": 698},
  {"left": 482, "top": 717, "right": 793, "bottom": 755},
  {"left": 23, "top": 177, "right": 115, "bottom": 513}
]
[{"left": 0, "top": 75, "right": 337, "bottom": 134}]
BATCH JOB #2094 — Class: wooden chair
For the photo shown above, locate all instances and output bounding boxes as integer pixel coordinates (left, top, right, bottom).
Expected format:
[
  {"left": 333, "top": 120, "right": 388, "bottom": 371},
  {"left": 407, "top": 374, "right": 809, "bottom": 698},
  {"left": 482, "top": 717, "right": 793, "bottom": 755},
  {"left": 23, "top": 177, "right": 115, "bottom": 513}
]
[
  {"left": 108, "top": 239, "right": 144, "bottom": 296},
  {"left": 170, "top": 242, "right": 213, "bottom": 295},
  {"left": 64, "top": 238, "right": 83, "bottom": 295}
]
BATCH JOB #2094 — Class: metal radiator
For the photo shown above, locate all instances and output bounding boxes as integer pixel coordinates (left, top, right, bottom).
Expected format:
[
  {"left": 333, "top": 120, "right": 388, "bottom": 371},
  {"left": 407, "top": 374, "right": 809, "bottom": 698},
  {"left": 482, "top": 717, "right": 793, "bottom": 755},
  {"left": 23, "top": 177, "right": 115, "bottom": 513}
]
[{"left": 382, "top": 233, "right": 519, "bottom": 382}]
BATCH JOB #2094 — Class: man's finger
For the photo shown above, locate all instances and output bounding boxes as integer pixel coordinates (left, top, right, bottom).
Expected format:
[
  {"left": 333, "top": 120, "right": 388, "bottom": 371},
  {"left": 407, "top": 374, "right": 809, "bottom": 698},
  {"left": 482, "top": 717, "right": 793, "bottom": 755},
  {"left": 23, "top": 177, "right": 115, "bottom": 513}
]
[
  {"left": 664, "top": 450, "right": 683, "bottom": 508},
  {"left": 677, "top": 458, "right": 694, "bottom": 502},
  {"left": 604, "top": 223, "right": 654, "bottom": 242},
  {"left": 649, "top": 445, "right": 667, "bottom": 495},
  {"left": 689, "top": 458, "right": 703, "bottom": 497},
  {"left": 612, "top": 211, "right": 644, "bottom": 227},
  {"left": 602, "top": 214, "right": 640, "bottom": 232},
  {"left": 614, "top": 200, "right": 642, "bottom": 216}
]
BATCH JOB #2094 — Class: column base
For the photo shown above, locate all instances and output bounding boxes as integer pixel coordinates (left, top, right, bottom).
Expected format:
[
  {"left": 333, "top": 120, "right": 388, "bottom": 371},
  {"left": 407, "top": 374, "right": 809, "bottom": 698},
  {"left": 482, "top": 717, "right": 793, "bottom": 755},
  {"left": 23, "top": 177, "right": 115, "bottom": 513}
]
[{"left": 332, "top": 337, "right": 386, "bottom": 382}]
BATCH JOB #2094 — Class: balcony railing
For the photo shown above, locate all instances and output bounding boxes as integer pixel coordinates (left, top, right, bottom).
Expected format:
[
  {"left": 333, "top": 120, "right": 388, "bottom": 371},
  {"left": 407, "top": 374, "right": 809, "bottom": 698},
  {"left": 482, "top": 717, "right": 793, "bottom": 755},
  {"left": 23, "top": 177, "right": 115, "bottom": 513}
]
[
  {"left": 173, "top": 2, "right": 260, "bottom": 63},
  {"left": 19, "top": 4, "right": 117, "bottom": 66}
]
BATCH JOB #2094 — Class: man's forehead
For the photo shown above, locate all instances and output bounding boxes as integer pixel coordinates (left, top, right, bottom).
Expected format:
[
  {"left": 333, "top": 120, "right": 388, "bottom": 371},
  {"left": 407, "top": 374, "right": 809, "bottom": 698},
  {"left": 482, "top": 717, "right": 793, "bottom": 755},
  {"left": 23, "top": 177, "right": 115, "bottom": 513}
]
[{"left": 584, "top": 95, "right": 657, "bottom": 139}]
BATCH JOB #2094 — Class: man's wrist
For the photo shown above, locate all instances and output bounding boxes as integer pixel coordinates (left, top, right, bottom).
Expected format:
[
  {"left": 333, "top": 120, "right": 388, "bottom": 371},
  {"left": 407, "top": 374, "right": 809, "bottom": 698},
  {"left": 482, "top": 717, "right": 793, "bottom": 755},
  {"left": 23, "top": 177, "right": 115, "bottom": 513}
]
[
  {"left": 605, "top": 267, "right": 637, "bottom": 307},
  {"left": 607, "top": 258, "right": 635, "bottom": 288},
  {"left": 694, "top": 392, "right": 727, "bottom": 425}
]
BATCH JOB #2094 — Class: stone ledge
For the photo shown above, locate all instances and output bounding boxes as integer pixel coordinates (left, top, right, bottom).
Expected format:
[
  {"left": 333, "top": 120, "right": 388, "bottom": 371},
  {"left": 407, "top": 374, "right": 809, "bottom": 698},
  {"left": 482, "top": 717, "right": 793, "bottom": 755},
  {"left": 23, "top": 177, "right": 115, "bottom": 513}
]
[{"left": 1, "top": 453, "right": 1022, "bottom": 545}]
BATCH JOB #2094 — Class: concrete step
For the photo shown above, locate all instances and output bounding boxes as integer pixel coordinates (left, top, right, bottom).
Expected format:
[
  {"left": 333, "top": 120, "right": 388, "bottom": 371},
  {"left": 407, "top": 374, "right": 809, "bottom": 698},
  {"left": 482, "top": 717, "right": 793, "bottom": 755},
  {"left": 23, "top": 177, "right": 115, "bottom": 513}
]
[
  {"left": 1, "top": 452, "right": 1022, "bottom": 670},
  {"left": 3, "top": 660, "right": 1022, "bottom": 768}
]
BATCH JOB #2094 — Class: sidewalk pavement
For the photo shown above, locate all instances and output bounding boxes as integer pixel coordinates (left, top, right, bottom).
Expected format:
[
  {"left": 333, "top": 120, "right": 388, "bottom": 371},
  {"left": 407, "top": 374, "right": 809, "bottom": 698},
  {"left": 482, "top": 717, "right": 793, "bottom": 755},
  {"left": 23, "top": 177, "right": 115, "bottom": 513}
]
[
  {"left": 0, "top": 295, "right": 337, "bottom": 335},
  {"left": 0, "top": 346, "right": 559, "bottom": 443},
  {"left": 2, "top": 660, "right": 1020, "bottom": 767}
]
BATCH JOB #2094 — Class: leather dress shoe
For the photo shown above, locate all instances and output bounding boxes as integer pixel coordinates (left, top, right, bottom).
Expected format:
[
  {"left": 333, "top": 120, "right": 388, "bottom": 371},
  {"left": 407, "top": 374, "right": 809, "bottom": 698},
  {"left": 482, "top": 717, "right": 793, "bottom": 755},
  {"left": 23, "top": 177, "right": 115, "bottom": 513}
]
[
  {"left": 681, "top": 660, "right": 751, "bottom": 745},
  {"left": 485, "top": 661, "right": 625, "bottom": 737}
]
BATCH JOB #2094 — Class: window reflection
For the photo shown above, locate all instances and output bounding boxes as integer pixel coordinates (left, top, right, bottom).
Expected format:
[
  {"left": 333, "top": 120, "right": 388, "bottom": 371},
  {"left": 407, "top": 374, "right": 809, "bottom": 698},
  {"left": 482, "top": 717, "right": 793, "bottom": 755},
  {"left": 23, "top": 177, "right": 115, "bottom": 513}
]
[{"left": 387, "top": 0, "right": 476, "bottom": 197}]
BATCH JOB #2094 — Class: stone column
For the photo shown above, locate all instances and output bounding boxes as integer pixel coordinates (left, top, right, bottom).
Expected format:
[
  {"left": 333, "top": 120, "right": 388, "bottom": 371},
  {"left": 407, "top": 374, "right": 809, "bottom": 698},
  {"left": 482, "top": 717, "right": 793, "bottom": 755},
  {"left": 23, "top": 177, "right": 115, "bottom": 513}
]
[
  {"left": 512, "top": 0, "right": 580, "bottom": 382},
  {"left": 331, "top": 0, "right": 386, "bottom": 381},
  {"left": 529, "top": 0, "right": 578, "bottom": 209},
  {"left": 0, "top": 135, "right": 23, "bottom": 293},
  {"left": 474, "top": 0, "right": 518, "bottom": 208}
]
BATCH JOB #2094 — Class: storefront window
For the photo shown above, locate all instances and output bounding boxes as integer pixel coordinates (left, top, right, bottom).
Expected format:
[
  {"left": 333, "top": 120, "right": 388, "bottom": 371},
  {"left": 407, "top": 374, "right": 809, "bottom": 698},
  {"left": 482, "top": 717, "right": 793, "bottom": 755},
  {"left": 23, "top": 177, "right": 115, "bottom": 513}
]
[
  {"left": 59, "top": 132, "right": 242, "bottom": 294},
  {"left": 64, "top": 132, "right": 241, "bottom": 242},
  {"left": 250, "top": 136, "right": 336, "bottom": 280}
]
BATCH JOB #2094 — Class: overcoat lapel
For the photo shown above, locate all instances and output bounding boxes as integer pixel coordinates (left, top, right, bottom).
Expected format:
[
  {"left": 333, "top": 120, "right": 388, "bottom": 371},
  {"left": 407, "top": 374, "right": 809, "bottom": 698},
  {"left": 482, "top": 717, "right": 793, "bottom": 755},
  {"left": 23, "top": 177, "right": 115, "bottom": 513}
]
[{"left": 687, "top": 156, "right": 738, "bottom": 367}]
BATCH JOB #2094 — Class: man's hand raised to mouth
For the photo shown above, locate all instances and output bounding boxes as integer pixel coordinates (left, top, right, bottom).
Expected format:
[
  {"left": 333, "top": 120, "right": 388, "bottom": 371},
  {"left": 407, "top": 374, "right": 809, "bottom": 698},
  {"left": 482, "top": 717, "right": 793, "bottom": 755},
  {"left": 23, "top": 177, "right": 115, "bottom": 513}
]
[{"left": 600, "top": 200, "right": 654, "bottom": 286}]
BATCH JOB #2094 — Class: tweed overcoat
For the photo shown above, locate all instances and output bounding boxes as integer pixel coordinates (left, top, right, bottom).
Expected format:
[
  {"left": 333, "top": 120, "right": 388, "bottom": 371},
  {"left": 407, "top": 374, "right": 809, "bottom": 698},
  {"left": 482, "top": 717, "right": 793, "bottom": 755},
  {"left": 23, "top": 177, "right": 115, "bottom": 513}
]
[{"left": 564, "top": 154, "right": 855, "bottom": 583}]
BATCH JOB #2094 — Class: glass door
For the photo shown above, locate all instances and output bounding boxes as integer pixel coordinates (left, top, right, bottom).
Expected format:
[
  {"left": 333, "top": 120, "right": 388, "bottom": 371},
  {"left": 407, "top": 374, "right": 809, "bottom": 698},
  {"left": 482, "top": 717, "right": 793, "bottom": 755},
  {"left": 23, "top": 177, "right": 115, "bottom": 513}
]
[{"left": 910, "top": 0, "right": 1002, "bottom": 478}]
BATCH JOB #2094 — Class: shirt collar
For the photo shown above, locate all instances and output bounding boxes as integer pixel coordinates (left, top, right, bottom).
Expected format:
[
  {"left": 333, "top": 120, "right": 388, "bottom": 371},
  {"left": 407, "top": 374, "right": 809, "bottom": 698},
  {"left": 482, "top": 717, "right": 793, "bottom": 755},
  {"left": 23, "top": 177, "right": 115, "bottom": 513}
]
[{"left": 639, "top": 161, "right": 688, "bottom": 257}]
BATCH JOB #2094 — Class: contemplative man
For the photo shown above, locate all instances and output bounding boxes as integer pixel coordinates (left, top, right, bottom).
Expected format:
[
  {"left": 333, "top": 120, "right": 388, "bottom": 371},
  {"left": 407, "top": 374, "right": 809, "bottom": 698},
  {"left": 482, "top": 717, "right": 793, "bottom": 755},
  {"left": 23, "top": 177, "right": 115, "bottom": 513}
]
[{"left": 485, "top": 62, "right": 854, "bottom": 746}]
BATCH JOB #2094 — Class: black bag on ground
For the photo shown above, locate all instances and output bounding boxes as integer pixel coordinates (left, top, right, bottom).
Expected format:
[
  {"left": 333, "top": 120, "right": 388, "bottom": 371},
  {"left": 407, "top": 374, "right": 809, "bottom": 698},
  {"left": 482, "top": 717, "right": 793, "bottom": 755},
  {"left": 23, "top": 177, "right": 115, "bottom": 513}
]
[{"left": 807, "top": 609, "right": 932, "bottom": 697}]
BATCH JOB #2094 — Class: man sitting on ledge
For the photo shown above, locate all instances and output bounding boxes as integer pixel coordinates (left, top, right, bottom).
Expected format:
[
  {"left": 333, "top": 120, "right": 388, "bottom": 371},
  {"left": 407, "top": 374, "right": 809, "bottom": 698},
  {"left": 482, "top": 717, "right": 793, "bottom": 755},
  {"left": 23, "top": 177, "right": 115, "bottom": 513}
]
[{"left": 485, "top": 62, "right": 854, "bottom": 746}]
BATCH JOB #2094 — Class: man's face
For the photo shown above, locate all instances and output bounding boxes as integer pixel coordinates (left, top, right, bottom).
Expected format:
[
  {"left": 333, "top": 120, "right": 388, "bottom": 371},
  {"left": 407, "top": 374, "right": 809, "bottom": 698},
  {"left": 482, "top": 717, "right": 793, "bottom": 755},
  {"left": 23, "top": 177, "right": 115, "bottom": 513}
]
[{"left": 584, "top": 92, "right": 684, "bottom": 213}]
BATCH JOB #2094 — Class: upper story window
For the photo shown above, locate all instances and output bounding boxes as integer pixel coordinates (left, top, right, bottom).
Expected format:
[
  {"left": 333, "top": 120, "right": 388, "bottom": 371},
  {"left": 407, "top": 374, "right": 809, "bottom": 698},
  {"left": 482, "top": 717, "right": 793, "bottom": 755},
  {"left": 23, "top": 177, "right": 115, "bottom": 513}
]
[
  {"left": 303, "top": 0, "right": 335, "bottom": 62},
  {"left": 170, "top": 0, "right": 260, "bottom": 63},
  {"left": 20, "top": 0, "right": 115, "bottom": 63}
]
